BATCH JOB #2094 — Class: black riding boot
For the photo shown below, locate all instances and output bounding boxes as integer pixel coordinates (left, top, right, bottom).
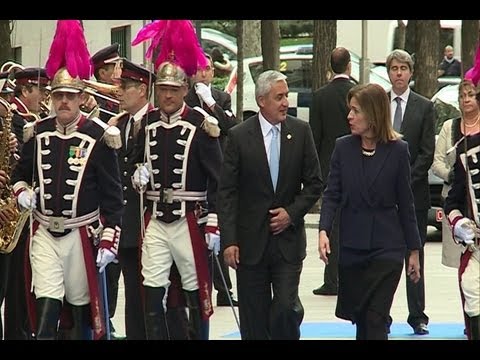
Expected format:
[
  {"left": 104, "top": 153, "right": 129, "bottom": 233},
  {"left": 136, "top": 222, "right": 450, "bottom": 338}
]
[
  {"left": 69, "top": 304, "right": 92, "bottom": 340},
  {"left": 166, "top": 307, "right": 189, "bottom": 340},
  {"left": 184, "top": 290, "right": 209, "bottom": 340},
  {"left": 469, "top": 315, "right": 480, "bottom": 340},
  {"left": 144, "top": 286, "right": 169, "bottom": 340},
  {"left": 36, "top": 298, "right": 62, "bottom": 340}
]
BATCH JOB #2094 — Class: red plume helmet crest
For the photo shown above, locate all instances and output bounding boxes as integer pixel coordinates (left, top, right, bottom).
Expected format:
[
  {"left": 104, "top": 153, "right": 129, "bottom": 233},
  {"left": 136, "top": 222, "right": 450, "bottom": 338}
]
[
  {"left": 46, "top": 20, "right": 92, "bottom": 92},
  {"left": 132, "top": 20, "right": 208, "bottom": 83}
]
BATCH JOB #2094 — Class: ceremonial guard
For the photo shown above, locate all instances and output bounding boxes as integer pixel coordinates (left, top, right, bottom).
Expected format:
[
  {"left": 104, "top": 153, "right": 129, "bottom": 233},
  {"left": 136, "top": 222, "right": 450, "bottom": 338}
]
[
  {"left": 444, "top": 59, "right": 480, "bottom": 340},
  {"left": 11, "top": 20, "right": 123, "bottom": 340},
  {"left": 107, "top": 58, "right": 156, "bottom": 340},
  {"left": 2, "top": 67, "right": 49, "bottom": 340},
  {"left": 90, "top": 43, "right": 121, "bottom": 123},
  {"left": 131, "top": 20, "right": 223, "bottom": 340},
  {"left": 0, "top": 70, "right": 15, "bottom": 102}
]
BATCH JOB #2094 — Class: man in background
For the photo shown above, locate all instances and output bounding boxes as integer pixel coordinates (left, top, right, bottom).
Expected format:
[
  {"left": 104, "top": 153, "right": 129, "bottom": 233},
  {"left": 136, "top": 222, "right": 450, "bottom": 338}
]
[
  {"left": 309, "top": 47, "right": 354, "bottom": 296},
  {"left": 438, "top": 45, "right": 462, "bottom": 77},
  {"left": 185, "top": 53, "right": 239, "bottom": 306}
]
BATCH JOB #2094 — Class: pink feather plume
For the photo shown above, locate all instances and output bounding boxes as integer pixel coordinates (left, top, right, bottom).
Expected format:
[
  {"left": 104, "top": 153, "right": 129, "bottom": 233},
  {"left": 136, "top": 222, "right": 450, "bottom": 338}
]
[
  {"left": 132, "top": 20, "right": 208, "bottom": 77},
  {"left": 45, "top": 20, "right": 92, "bottom": 80},
  {"left": 464, "top": 44, "right": 480, "bottom": 86}
]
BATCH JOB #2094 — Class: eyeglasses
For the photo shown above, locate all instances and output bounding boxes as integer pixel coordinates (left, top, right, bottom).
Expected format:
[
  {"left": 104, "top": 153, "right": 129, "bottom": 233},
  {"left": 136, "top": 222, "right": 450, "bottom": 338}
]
[{"left": 51, "top": 92, "right": 78, "bottom": 101}]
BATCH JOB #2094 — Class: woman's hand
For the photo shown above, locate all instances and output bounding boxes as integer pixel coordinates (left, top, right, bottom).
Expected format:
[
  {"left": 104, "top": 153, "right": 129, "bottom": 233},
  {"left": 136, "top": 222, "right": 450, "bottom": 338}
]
[{"left": 318, "top": 230, "right": 331, "bottom": 264}]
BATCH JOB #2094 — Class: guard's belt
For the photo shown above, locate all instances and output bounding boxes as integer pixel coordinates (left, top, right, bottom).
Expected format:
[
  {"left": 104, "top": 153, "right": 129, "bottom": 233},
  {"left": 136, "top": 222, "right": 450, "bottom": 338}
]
[
  {"left": 146, "top": 189, "right": 207, "bottom": 204},
  {"left": 33, "top": 209, "right": 100, "bottom": 233}
]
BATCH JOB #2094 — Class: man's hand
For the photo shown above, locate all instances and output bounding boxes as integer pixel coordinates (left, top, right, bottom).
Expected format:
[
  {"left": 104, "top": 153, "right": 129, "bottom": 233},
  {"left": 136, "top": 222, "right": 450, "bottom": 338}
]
[
  {"left": 80, "top": 94, "right": 98, "bottom": 113},
  {"left": 8, "top": 132, "right": 18, "bottom": 154},
  {"left": 453, "top": 217, "right": 476, "bottom": 246},
  {"left": 132, "top": 164, "right": 150, "bottom": 189},
  {"left": 195, "top": 83, "right": 216, "bottom": 108},
  {"left": 205, "top": 226, "right": 220, "bottom": 256},
  {"left": 0, "top": 208, "right": 15, "bottom": 226},
  {"left": 269, "top": 207, "right": 291, "bottom": 235},
  {"left": 17, "top": 188, "right": 37, "bottom": 211},
  {"left": 224, "top": 245, "right": 240, "bottom": 270},
  {"left": 96, "top": 248, "right": 116, "bottom": 273},
  {"left": 0, "top": 170, "right": 8, "bottom": 189},
  {"left": 407, "top": 250, "right": 421, "bottom": 283},
  {"left": 318, "top": 230, "right": 330, "bottom": 265}
]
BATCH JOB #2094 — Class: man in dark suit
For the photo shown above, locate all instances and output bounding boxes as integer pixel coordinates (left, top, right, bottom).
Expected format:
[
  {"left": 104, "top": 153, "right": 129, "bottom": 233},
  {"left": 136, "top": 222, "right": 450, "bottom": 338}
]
[
  {"left": 310, "top": 47, "right": 354, "bottom": 296},
  {"left": 185, "top": 54, "right": 239, "bottom": 307},
  {"left": 218, "top": 70, "right": 323, "bottom": 339},
  {"left": 386, "top": 49, "right": 435, "bottom": 335}
]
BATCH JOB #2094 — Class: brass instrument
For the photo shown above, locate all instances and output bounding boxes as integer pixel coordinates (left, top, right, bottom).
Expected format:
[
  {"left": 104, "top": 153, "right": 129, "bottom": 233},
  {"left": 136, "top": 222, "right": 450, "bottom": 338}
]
[
  {"left": 82, "top": 79, "right": 121, "bottom": 105},
  {"left": 0, "top": 97, "right": 31, "bottom": 254},
  {"left": 0, "top": 61, "right": 25, "bottom": 74}
]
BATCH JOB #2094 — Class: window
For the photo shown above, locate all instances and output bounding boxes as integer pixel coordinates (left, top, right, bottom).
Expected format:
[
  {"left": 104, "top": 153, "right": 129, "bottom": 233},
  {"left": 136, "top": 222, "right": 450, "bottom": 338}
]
[
  {"left": 111, "top": 25, "right": 131, "bottom": 60},
  {"left": 13, "top": 47, "right": 22, "bottom": 64}
]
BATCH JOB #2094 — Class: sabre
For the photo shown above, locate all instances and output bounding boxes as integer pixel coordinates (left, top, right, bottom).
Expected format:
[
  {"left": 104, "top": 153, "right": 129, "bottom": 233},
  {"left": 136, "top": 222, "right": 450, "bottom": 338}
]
[
  {"left": 212, "top": 251, "right": 240, "bottom": 332},
  {"left": 99, "top": 268, "right": 111, "bottom": 340}
]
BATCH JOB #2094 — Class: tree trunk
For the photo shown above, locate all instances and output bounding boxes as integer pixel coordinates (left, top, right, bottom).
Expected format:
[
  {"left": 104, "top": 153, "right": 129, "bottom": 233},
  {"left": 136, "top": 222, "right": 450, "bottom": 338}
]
[
  {"left": 414, "top": 20, "right": 440, "bottom": 98},
  {"left": 405, "top": 20, "right": 417, "bottom": 56},
  {"left": 312, "top": 20, "right": 336, "bottom": 92},
  {"left": 461, "top": 20, "right": 480, "bottom": 77},
  {"left": 396, "top": 20, "right": 406, "bottom": 50},
  {"left": 236, "top": 20, "right": 244, "bottom": 122},
  {"left": 261, "top": 20, "right": 280, "bottom": 71},
  {"left": 243, "top": 20, "right": 261, "bottom": 58},
  {"left": 0, "top": 20, "right": 12, "bottom": 65}
]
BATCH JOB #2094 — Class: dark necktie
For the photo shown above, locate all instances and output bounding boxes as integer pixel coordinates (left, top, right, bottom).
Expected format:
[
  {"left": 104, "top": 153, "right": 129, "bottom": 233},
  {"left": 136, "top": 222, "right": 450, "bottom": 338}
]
[
  {"left": 126, "top": 117, "right": 135, "bottom": 150},
  {"left": 393, "top": 97, "right": 403, "bottom": 131}
]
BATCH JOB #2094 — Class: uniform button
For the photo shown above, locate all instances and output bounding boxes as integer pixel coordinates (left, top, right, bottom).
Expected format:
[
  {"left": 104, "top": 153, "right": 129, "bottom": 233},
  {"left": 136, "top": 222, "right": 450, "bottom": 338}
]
[
  {"left": 123, "top": 171, "right": 128, "bottom": 176},
  {"left": 124, "top": 157, "right": 128, "bottom": 163},
  {"left": 123, "top": 186, "right": 127, "bottom": 191},
  {"left": 123, "top": 199, "right": 128, "bottom": 205}
]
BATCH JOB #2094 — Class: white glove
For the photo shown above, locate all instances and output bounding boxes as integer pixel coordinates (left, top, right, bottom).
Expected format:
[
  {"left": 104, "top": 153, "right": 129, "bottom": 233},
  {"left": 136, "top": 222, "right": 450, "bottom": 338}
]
[
  {"left": 195, "top": 83, "right": 216, "bottom": 108},
  {"left": 132, "top": 164, "right": 150, "bottom": 188},
  {"left": 453, "top": 217, "right": 476, "bottom": 246},
  {"left": 18, "top": 189, "right": 37, "bottom": 211},
  {"left": 205, "top": 232, "right": 220, "bottom": 256},
  {"left": 96, "top": 248, "right": 116, "bottom": 273}
]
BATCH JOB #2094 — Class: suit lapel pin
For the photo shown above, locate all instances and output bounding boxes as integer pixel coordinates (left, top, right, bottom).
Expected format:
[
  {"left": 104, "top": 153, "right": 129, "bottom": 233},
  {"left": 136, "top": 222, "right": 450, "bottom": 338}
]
[{"left": 287, "top": 134, "right": 292, "bottom": 140}]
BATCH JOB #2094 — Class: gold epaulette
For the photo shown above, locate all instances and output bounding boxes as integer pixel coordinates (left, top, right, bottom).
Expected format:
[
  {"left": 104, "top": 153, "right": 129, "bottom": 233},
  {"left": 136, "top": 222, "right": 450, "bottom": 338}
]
[
  {"left": 91, "top": 117, "right": 122, "bottom": 150},
  {"left": 22, "top": 116, "right": 50, "bottom": 143},
  {"left": 193, "top": 106, "right": 220, "bottom": 138}
]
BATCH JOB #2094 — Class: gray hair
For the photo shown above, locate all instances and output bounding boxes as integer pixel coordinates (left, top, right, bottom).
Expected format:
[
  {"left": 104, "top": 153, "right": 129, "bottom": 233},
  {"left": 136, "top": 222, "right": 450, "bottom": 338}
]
[
  {"left": 255, "top": 70, "right": 287, "bottom": 99},
  {"left": 386, "top": 49, "right": 414, "bottom": 72}
]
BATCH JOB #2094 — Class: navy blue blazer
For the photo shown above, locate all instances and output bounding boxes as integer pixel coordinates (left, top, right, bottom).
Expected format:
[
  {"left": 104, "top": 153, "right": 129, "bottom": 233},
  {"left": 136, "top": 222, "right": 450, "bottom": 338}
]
[{"left": 319, "top": 135, "right": 421, "bottom": 256}]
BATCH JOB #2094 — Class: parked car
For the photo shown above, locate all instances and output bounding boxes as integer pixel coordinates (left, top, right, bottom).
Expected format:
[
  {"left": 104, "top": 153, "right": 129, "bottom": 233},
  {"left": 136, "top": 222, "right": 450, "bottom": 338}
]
[
  {"left": 201, "top": 28, "right": 237, "bottom": 64},
  {"left": 224, "top": 50, "right": 392, "bottom": 121}
]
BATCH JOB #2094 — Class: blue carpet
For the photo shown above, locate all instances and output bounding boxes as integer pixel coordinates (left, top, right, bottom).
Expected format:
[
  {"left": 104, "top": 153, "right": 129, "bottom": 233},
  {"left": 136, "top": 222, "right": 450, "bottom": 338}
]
[{"left": 222, "top": 322, "right": 466, "bottom": 339}]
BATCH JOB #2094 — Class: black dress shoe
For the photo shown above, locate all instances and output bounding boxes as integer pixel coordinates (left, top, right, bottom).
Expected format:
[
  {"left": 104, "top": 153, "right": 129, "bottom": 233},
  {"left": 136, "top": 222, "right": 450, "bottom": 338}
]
[
  {"left": 217, "top": 293, "right": 238, "bottom": 306},
  {"left": 413, "top": 323, "right": 429, "bottom": 335},
  {"left": 312, "top": 285, "right": 337, "bottom": 296}
]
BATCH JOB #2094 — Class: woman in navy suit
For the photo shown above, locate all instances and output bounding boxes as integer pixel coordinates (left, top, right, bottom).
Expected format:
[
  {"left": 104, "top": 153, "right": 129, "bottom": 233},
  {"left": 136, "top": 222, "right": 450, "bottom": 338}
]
[{"left": 318, "top": 83, "right": 421, "bottom": 340}]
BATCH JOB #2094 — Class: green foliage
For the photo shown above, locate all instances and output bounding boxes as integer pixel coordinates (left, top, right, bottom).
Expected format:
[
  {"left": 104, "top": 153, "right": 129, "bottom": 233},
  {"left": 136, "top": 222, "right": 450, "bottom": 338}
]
[
  {"left": 200, "top": 20, "right": 314, "bottom": 39},
  {"left": 280, "top": 37, "right": 313, "bottom": 46},
  {"left": 211, "top": 76, "right": 229, "bottom": 91}
]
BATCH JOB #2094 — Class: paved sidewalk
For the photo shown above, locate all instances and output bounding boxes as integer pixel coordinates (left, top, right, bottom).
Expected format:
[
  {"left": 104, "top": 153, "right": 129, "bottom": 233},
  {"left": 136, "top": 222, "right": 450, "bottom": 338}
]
[{"left": 108, "top": 224, "right": 463, "bottom": 340}]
